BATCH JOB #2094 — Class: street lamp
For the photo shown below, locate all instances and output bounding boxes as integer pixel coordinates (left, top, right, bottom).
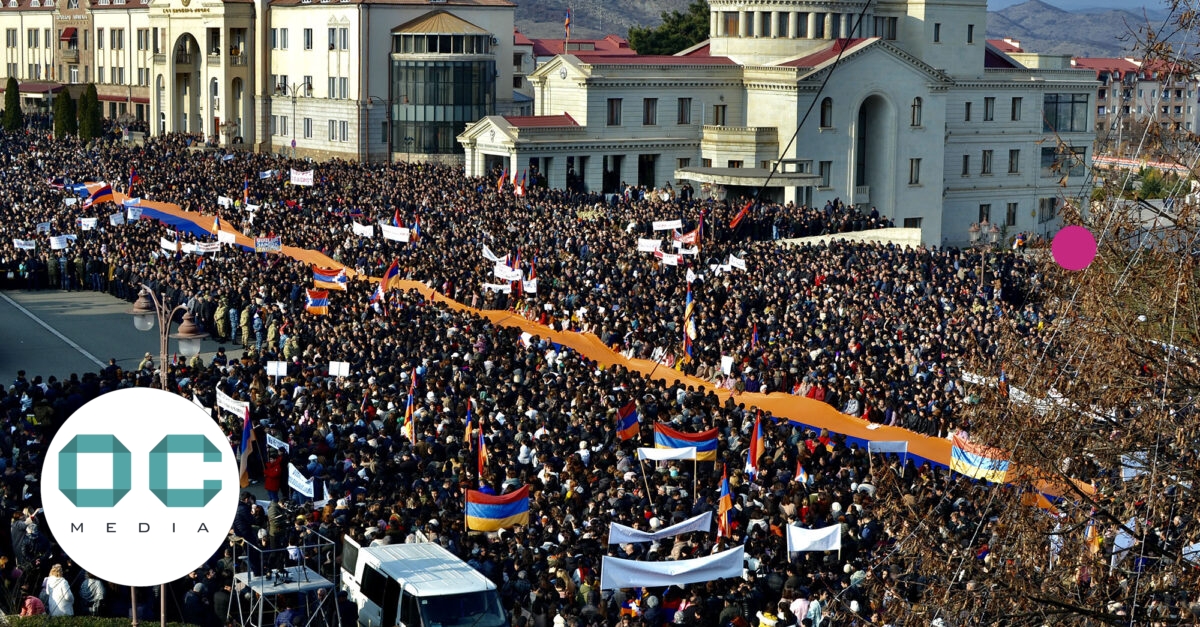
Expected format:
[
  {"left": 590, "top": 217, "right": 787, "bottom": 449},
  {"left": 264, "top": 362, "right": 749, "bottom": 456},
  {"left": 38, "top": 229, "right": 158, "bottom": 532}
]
[
  {"left": 276, "top": 81, "right": 308, "bottom": 157},
  {"left": 404, "top": 136, "right": 414, "bottom": 163},
  {"left": 129, "top": 285, "right": 209, "bottom": 390},
  {"left": 365, "top": 95, "right": 392, "bottom": 163}
]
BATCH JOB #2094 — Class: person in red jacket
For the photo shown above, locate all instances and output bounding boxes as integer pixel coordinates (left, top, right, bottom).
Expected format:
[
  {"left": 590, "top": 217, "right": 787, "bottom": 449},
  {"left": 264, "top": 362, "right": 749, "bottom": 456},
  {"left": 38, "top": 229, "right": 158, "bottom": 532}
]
[{"left": 264, "top": 451, "right": 284, "bottom": 503}]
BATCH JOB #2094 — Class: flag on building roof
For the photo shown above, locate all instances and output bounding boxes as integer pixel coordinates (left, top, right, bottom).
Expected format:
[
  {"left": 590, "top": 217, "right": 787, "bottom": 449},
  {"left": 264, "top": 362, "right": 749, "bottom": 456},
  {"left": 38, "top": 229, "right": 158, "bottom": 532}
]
[
  {"left": 313, "top": 266, "right": 349, "bottom": 291},
  {"left": 465, "top": 485, "right": 530, "bottom": 532},
  {"left": 616, "top": 401, "right": 640, "bottom": 441},
  {"left": 305, "top": 289, "right": 329, "bottom": 315},
  {"left": 654, "top": 423, "right": 717, "bottom": 461},
  {"left": 950, "top": 434, "right": 1010, "bottom": 483},
  {"left": 564, "top": 9, "right": 572, "bottom": 40}
]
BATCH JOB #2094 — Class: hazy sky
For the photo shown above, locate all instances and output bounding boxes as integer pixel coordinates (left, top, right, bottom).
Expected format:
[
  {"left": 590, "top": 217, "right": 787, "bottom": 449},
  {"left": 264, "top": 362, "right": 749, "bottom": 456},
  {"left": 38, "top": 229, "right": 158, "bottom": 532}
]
[{"left": 988, "top": 0, "right": 1162, "bottom": 10}]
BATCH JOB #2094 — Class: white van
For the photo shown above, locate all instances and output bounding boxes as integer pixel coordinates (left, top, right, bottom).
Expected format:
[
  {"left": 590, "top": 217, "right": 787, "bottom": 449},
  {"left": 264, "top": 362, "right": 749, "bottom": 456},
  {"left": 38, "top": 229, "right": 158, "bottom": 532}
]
[{"left": 340, "top": 537, "right": 506, "bottom": 627}]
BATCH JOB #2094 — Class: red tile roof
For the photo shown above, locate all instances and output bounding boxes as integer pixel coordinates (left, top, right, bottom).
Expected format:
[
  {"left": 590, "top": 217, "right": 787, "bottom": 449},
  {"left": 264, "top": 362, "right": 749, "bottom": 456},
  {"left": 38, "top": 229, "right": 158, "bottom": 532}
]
[
  {"left": 271, "top": 0, "right": 513, "bottom": 6},
  {"left": 503, "top": 113, "right": 579, "bottom": 128},
  {"left": 514, "top": 28, "right": 533, "bottom": 47},
  {"left": 987, "top": 38, "right": 1023, "bottom": 53},
  {"left": 531, "top": 35, "right": 629, "bottom": 57},
  {"left": 777, "top": 38, "right": 871, "bottom": 68},
  {"left": 1071, "top": 56, "right": 1142, "bottom": 79},
  {"left": 0, "top": 81, "right": 63, "bottom": 93},
  {"left": 679, "top": 42, "right": 710, "bottom": 57},
  {"left": 574, "top": 53, "right": 735, "bottom": 66}
]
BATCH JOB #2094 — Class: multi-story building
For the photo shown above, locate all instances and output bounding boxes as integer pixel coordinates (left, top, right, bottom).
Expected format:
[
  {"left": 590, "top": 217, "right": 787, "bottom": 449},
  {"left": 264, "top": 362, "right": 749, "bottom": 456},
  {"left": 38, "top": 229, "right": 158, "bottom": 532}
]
[
  {"left": 0, "top": 0, "right": 517, "bottom": 162},
  {"left": 459, "top": 0, "right": 1099, "bottom": 245}
]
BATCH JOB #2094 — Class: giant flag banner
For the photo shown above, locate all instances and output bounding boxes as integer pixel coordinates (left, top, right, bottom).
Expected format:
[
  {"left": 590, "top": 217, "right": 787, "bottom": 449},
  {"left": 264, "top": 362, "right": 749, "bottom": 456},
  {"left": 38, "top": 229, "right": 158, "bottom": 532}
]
[
  {"left": 599, "top": 546, "right": 744, "bottom": 590},
  {"left": 654, "top": 423, "right": 717, "bottom": 461},
  {"left": 607, "top": 512, "right": 712, "bottom": 544},
  {"left": 950, "top": 434, "right": 1010, "bottom": 483},
  {"left": 465, "top": 485, "right": 530, "bottom": 532}
]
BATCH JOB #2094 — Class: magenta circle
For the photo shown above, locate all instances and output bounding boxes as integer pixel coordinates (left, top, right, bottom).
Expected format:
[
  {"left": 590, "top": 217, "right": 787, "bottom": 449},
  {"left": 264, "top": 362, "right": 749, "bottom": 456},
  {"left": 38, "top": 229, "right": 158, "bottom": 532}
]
[{"left": 1051, "top": 225, "right": 1097, "bottom": 271}]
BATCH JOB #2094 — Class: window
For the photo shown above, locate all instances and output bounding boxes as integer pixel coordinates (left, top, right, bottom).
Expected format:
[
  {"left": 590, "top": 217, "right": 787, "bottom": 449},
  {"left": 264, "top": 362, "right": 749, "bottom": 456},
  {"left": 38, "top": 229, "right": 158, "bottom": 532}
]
[
  {"left": 908, "top": 158, "right": 921, "bottom": 185},
  {"left": 138, "top": 67, "right": 149, "bottom": 86},
  {"left": 677, "top": 97, "right": 691, "bottom": 124},
  {"left": 874, "top": 16, "right": 897, "bottom": 40},
  {"left": 303, "top": 75, "right": 313, "bottom": 96},
  {"left": 911, "top": 97, "right": 922, "bottom": 126},
  {"left": 712, "top": 104, "right": 726, "bottom": 126},
  {"left": 1006, "top": 202, "right": 1018, "bottom": 226},
  {"left": 903, "top": 217, "right": 922, "bottom": 229},
  {"left": 642, "top": 98, "right": 657, "bottom": 125},
  {"left": 4, "top": 29, "right": 14, "bottom": 49},
  {"left": 1040, "top": 146, "right": 1086, "bottom": 178},
  {"left": 339, "top": 120, "right": 348, "bottom": 142},
  {"left": 702, "top": 158, "right": 712, "bottom": 168},
  {"left": 1038, "top": 197, "right": 1057, "bottom": 223},
  {"left": 1097, "top": 105, "right": 1106, "bottom": 117},
  {"left": 607, "top": 98, "right": 622, "bottom": 126},
  {"left": 381, "top": 121, "right": 388, "bottom": 144},
  {"left": 280, "top": 29, "right": 288, "bottom": 49},
  {"left": 271, "top": 28, "right": 278, "bottom": 49},
  {"left": 967, "top": 24, "right": 974, "bottom": 43},
  {"left": 97, "top": 28, "right": 104, "bottom": 49},
  {"left": 137, "top": 28, "right": 148, "bottom": 51},
  {"left": 984, "top": 97, "right": 994, "bottom": 121},
  {"left": 113, "top": 28, "right": 123, "bottom": 50},
  {"left": 1043, "top": 93, "right": 1089, "bottom": 132},
  {"left": 303, "top": 117, "right": 312, "bottom": 139},
  {"left": 114, "top": 66, "right": 124, "bottom": 84},
  {"left": 727, "top": 160, "right": 743, "bottom": 168},
  {"left": 303, "top": 28, "right": 312, "bottom": 50},
  {"left": 820, "top": 97, "right": 833, "bottom": 127},
  {"left": 328, "top": 119, "right": 336, "bottom": 141},
  {"left": 961, "top": 154, "right": 970, "bottom": 176},
  {"left": 981, "top": 150, "right": 993, "bottom": 175},
  {"left": 1008, "top": 149, "right": 1020, "bottom": 174},
  {"left": 339, "top": 77, "right": 348, "bottom": 99},
  {"left": 329, "top": 28, "right": 335, "bottom": 50},
  {"left": 339, "top": 28, "right": 348, "bottom": 50},
  {"left": 677, "top": 158, "right": 691, "bottom": 169},
  {"left": 27, "top": 29, "right": 37, "bottom": 49},
  {"left": 933, "top": 23, "right": 941, "bottom": 42},
  {"left": 97, "top": 66, "right": 105, "bottom": 83},
  {"left": 964, "top": 101, "right": 972, "bottom": 122},
  {"left": 819, "top": 161, "right": 832, "bottom": 187},
  {"left": 328, "top": 77, "right": 335, "bottom": 98},
  {"left": 979, "top": 204, "right": 991, "bottom": 223}
]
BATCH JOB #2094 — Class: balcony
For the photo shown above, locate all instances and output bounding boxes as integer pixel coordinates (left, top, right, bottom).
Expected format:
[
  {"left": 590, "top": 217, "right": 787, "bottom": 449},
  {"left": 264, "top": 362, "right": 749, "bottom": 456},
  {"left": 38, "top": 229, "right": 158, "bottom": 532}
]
[
  {"left": 229, "top": 54, "right": 247, "bottom": 67},
  {"left": 207, "top": 53, "right": 220, "bottom": 67},
  {"left": 60, "top": 49, "right": 78, "bottom": 63},
  {"left": 152, "top": 53, "right": 165, "bottom": 64}
]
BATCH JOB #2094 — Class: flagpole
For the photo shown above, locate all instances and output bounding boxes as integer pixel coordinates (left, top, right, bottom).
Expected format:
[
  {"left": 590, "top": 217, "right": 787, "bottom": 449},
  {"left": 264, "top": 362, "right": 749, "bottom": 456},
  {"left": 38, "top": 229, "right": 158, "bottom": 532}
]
[{"left": 641, "top": 458, "right": 654, "bottom": 516}]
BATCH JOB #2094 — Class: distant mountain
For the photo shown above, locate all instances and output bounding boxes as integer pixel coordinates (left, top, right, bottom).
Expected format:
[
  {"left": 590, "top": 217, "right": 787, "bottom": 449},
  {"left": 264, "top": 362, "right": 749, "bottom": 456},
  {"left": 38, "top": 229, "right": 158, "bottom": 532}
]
[
  {"left": 516, "top": 0, "right": 691, "bottom": 41},
  {"left": 987, "top": 0, "right": 1165, "bottom": 58}
]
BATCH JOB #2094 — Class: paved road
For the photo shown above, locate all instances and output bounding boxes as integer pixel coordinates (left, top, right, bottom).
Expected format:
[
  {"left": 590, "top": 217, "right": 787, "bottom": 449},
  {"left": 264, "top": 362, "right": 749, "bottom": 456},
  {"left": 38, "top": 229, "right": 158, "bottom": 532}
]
[{"left": 0, "top": 289, "right": 241, "bottom": 386}]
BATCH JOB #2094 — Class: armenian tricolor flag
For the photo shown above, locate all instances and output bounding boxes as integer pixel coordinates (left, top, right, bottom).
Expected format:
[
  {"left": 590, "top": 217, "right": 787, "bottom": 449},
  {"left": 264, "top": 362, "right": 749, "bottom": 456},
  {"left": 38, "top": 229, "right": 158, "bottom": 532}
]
[
  {"left": 212, "top": 212, "right": 222, "bottom": 235},
  {"left": 478, "top": 426, "right": 489, "bottom": 476},
  {"left": 382, "top": 259, "right": 400, "bottom": 289},
  {"left": 564, "top": 9, "right": 572, "bottom": 40},
  {"left": 243, "top": 177, "right": 250, "bottom": 205},
  {"left": 82, "top": 184, "right": 115, "bottom": 209},
  {"left": 465, "top": 485, "right": 530, "bottom": 532},
  {"left": 751, "top": 324, "right": 759, "bottom": 350},
  {"left": 128, "top": 167, "right": 141, "bottom": 195},
  {"left": 616, "top": 401, "right": 639, "bottom": 441},
  {"left": 403, "top": 369, "right": 416, "bottom": 443},
  {"left": 464, "top": 398, "right": 475, "bottom": 450},
  {"left": 305, "top": 289, "right": 329, "bottom": 315},
  {"left": 717, "top": 466, "right": 733, "bottom": 538},
  {"left": 654, "top": 423, "right": 717, "bottom": 461},
  {"left": 950, "top": 434, "right": 1010, "bottom": 483},
  {"left": 313, "top": 266, "right": 349, "bottom": 291},
  {"left": 745, "top": 411, "right": 764, "bottom": 478},
  {"left": 683, "top": 285, "right": 696, "bottom": 358}
]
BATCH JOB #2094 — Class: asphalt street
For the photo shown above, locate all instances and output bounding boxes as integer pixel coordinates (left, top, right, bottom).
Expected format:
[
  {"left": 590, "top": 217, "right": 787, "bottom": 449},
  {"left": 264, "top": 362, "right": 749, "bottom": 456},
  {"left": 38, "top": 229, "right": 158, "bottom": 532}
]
[{"left": 0, "top": 289, "right": 240, "bottom": 386}]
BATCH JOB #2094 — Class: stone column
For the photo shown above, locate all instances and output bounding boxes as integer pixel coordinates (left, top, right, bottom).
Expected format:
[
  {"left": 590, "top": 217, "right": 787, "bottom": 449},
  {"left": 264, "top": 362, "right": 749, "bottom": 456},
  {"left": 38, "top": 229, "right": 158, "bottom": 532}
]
[
  {"left": 807, "top": 12, "right": 818, "bottom": 39},
  {"left": 739, "top": 10, "right": 749, "bottom": 37},
  {"left": 842, "top": 14, "right": 853, "bottom": 38},
  {"left": 711, "top": 11, "right": 720, "bottom": 37},
  {"left": 751, "top": 11, "right": 761, "bottom": 37},
  {"left": 824, "top": 13, "right": 834, "bottom": 39},
  {"left": 789, "top": 12, "right": 800, "bottom": 38},
  {"left": 769, "top": 11, "right": 778, "bottom": 37}
]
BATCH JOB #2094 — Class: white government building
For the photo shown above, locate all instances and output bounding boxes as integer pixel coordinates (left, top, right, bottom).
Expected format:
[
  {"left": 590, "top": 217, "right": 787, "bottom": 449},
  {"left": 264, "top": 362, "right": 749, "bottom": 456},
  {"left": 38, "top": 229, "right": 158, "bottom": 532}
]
[{"left": 0, "top": 0, "right": 1098, "bottom": 244}]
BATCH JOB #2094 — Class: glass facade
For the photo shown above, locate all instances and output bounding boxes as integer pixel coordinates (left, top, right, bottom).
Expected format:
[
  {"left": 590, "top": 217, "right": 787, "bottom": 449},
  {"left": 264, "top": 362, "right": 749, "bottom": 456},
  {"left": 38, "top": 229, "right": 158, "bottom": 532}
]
[{"left": 391, "top": 58, "right": 495, "bottom": 155}]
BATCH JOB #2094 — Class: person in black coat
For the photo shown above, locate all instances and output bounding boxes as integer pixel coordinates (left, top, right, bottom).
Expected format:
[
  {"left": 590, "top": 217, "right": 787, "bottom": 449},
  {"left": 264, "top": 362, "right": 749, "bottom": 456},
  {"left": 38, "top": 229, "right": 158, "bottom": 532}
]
[{"left": 233, "top": 493, "right": 262, "bottom": 577}]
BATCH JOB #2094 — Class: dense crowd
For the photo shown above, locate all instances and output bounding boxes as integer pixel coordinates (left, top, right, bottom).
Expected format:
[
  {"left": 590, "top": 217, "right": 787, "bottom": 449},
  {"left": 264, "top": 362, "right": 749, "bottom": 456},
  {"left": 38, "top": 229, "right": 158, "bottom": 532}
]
[{"left": 0, "top": 127, "right": 1049, "bottom": 627}]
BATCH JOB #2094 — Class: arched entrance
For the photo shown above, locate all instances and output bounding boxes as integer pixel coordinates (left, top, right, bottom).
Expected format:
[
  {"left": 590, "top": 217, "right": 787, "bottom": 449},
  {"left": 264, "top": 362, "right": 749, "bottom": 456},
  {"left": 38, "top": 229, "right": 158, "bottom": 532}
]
[
  {"left": 230, "top": 77, "right": 244, "bottom": 141},
  {"left": 155, "top": 74, "right": 166, "bottom": 134},
  {"left": 853, "top": 94, "right": 896, "bottom": 212},
  {"left": 171, "top": 33, "right": 201, "bottom": 135}
]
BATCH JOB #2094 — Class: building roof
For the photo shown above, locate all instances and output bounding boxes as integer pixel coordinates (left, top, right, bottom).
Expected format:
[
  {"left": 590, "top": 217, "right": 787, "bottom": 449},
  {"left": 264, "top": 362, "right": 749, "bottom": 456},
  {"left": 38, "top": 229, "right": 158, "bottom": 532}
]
[
  {"left": 392, "top": 10, "right": 488, "bottom": 34},
  {"left": 984, "top": 46, "right": 1020, "bottom": 69},
  {"left": 0, "top": 81, "right": 63, "bottom": 94},
  {"left": 502, "top": 113, "right": 578, "bottom": 128},
  {"left": 573, "top": 53, "right": 735, "bottom": 66},
  {"left": 272, "top": 0, "right": 512, "bottom": 7},
  {"left": 0, "top": 0, "right": 56, "bottom": 10},
  {"left": 531, "top": 34, "right": 629, "bottom": 57},
  {"left": 777, "top": 38, "right": 872, "bottom": 68},
  {"left": 677, "top": 41, "right": 711, "bottom": 57},
  {"left": 987, "top": 38, "right": 1023, "bottom": 53},
  {"left": 513, "top": 28, "right": 533, "bottom": 47},
  {"left": 90, "top": 0, "right": 161, "bottom": 9},
  {"left": 1070, "top": 56, "right": 1141, "bottom": 79}
]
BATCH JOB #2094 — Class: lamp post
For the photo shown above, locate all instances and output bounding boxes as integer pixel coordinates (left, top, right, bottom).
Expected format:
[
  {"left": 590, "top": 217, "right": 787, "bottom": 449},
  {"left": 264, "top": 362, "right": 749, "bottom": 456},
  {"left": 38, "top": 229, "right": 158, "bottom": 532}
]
[
  {"left": 365, "top": 95, "right": 392, "bottom": 163},
  {"left": 129, "top": 285, "right": 209, "bottom": 390},
  {"left": 276, "top": 81, "right": 308, "bottom": 158},
  {"left": 404, "top": 135, "right": 414, "bottom": 163}
]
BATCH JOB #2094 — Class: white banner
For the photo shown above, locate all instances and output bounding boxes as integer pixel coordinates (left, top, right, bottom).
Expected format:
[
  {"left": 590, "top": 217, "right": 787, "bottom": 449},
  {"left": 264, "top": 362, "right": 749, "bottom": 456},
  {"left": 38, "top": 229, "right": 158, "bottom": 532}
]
[
  {"left": 197, "top": 242, "right": 221, "bottom": 253},
  {"left": 493, "top": 264, "right": 523, "bottom": 282},
  {"left": 63, "top": 197, "right": 78, "bottom": 207},
  {"left": 266, "top": 361, "right": 288, "bottom": 377},
  {"left": 352, "top": 223, "right": 375, "bottom": 238},
  {"left": 122, "top": 198, "right": 141, "bottom": 207},
  {"left": 679, "top": 247, "right": 699, "bottom": 256},
  {"left": 266, "top": 434, "right": 289, "bottom": 451},
  {"left": 216, "top": 388, "right": 249, "bottom": 417},
  {"left": 288, "top": 463, "right": 314, "bottom": 497},
  {"left": 867, "top": 441, "right": 909, "bottom": 455},
  {"left": 658, "top": 252, "right": 680, "bottom": 266},
  {"left": 328, "top": 361, "right": 351, "bottom": 377},
  {"left": 637, "top": 447, "right": 697, "bottom": 461},
  {"left": 687, "top": 268, "right": 698, "bottom": 284},
  {"left": 379, "top": 223, "right": 411, "bottom": 242},
  {"left": 12, "top": 239, "right": 36, "bottom": 250},
  {"left": 637, "top": 238, "right": 661, "bottom": 253},
  {"left": 599, "top": 546, "right": 743, "bottom": 590},
  {"left": 523, "top": 278, "right": 538, "bottom": 293},
  {"left": 482, "top": 244, "right": 504, "bottom": 263},
  {"left": 290, "top": 169, "right": 314, "bottom": 186},
  {"left": 607, "top": 512, "right": 712, "bottom": 544},
  {"left": 482, "top": 283, "right": 512, "bottom": 294},
  {"left": 652, "top": 219, "right": 684, "bottom": 231},
  {"left": 217, "top": 196, "right": 233, "bottom": 208},
  {"left": 160, "top": 237, "right": 181, "bottom": 253},
  {"left": 786, "top": 524, "right": 842, "bottom": 553},
  {"left": 36, "top": 222, "right": 51, "bottom": 233},
  {"left": 721, "top": 355, "right": 734, "bottom": 375},
  {"left": 217, "top": 230, "right": 237, "bottom": 245},
  {"left": 109, "top": 212, "right": 125, "bottom": 226},
  {"left": 50, "top": 235, "right": 70, "bottom": 250},
  {"left": 126, "top": 206, "right": 143, "bottom": 221},
  {"left": 729, "top": 255, "right": 747, "bottom": 271},
  {"left": 79, "top": 217, "right": 98, "bottom": 231}
]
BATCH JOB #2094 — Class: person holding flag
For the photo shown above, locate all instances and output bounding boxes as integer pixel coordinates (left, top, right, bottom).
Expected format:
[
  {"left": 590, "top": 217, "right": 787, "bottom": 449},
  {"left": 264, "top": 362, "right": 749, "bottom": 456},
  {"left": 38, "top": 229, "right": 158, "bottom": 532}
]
[
  {"left": 128, "top": 167, "right": 141, "bottom": 196},
  {"left": 403, "top": 369, "right": 416, "bottom": 443},
  {"left": 683, "top": 284, "right": 696, "bottom": 358},
  {"left": 717, "top": 464, "right": 734, "bottom": 539},
  {"left": 477, "top": 416, "right": 489, "bottom": 477},
  {"left": 745, "top": 411, "right": 765, "bottom": 479},
  {"left": 369, "top": 281, "right": 386, "bottom": 312}
]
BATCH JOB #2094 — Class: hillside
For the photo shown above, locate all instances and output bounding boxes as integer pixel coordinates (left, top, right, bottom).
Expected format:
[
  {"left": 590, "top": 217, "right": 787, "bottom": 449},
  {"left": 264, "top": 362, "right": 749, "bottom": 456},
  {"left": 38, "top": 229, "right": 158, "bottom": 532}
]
[{"left": 516, "top": 0, "right": 691, "bottom": 40}]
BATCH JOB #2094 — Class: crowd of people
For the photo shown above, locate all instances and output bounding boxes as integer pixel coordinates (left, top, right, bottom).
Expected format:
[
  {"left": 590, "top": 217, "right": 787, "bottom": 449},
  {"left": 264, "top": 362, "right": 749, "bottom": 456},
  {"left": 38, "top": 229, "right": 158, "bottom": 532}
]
[{"left": 0, "top": 125, "right": 1052, "bottom": 627}]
